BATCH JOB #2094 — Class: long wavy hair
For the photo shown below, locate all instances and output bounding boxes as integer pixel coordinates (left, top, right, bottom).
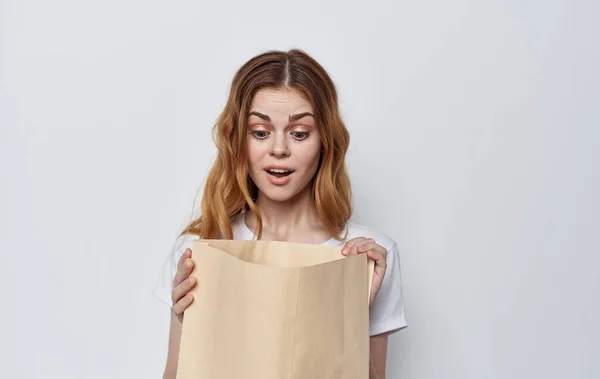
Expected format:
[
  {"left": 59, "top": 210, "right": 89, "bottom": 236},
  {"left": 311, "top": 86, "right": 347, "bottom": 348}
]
[{"left": 180, "top": 49, "right": 352, "bottom": 240}]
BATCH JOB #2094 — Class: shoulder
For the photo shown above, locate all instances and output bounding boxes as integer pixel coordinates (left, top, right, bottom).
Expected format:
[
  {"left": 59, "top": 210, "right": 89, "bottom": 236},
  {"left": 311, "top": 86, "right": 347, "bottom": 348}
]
[{"left": 344, "top": 220, "right": 397, "bottom": 251}]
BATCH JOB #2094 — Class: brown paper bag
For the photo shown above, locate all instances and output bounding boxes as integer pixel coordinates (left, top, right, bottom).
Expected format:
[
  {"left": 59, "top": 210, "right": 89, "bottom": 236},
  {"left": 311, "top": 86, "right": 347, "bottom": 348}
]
[{"left": 176, "top": 240, "right": 375, "bottom": 379}]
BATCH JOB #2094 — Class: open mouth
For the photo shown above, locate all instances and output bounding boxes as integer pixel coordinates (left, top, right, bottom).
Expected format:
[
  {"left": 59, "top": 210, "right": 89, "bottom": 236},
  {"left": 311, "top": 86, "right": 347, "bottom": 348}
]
[{"left": 265, "top": 169, "right": 294, "bottom": 178}]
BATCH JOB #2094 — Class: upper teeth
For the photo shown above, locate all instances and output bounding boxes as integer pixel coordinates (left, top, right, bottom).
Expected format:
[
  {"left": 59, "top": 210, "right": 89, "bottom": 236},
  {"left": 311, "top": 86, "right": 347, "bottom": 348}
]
[{"left": 269, "top": 169, "right": 289, "bottom": 173}]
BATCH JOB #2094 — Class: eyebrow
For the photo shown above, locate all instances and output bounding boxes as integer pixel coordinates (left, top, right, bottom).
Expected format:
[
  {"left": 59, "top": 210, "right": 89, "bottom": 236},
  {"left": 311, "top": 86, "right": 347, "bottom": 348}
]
[{"left": 248, "top": 111, "right": 315, "bottom": 122}]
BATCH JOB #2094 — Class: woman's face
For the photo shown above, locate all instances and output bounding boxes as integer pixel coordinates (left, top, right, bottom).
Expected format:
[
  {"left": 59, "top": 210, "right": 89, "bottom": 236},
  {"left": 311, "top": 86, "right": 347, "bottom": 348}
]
[{"left": 246, "top": 87, "right": 322, "bottom": 203}]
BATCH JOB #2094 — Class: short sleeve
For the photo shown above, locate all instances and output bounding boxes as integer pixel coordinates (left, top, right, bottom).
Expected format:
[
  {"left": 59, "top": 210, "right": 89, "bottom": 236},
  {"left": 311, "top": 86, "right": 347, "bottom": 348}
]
[
  {"left": 369, "top": 242, "right": 408, "bottom": 336},
  {"left": 152, "top": 233, "right": 199, "bottom": 308}
]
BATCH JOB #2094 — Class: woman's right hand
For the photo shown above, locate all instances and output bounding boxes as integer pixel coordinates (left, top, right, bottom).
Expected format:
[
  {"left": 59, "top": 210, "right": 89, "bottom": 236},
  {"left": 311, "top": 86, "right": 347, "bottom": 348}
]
[{"left": 171, "top": 248, "right": 197, "bottom": 322}]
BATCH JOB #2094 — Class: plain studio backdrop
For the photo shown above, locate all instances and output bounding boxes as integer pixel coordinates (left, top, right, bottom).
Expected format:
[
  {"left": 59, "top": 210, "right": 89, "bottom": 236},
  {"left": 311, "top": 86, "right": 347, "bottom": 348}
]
[{"left": 1, "top": 0, "right": 599, "bottom": 378}]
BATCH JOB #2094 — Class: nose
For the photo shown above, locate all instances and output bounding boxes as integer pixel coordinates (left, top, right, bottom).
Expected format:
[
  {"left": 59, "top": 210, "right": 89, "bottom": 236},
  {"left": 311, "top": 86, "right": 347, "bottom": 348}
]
[{"left": 269, "top": 132, "right": 291, "bottom": 158}]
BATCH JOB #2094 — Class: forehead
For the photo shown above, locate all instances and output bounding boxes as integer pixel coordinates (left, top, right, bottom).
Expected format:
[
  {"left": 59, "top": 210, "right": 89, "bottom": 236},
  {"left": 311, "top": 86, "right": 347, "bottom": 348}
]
[{"left": 249, "top": 87, "right": 313, "bottom": 114}]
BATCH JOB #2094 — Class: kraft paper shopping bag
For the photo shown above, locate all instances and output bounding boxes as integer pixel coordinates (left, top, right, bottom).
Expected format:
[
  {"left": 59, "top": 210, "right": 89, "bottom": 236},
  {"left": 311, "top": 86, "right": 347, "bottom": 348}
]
[{"left": 176, "top": 240, "right": 374, "bottom": 379}]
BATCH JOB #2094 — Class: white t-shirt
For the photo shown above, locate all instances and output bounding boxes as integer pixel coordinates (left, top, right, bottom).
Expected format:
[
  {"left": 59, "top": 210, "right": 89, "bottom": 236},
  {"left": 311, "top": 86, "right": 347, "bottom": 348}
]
[{"left": 153, "top": 213, "right": 408, "bottom": 336}]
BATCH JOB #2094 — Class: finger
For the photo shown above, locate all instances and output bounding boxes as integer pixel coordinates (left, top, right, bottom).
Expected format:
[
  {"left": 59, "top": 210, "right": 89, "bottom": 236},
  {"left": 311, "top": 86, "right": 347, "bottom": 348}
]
[
  {"left": 370, "top": 277, "right": 383, "bottom": 301},
  {"left": 359, "top": 246, "right": 387, "bottom": 298},
  {"left": 342, "top": 237, "right": 370, "bottom": 256},
  {"left": 365, "top": 248, "right": 387, "bottom": 275},
  {"left": 369, "top": 288, "right": 378, "bottom": 308},
  {"left": 369, "top": 273, "right": 384, "bottom": 309},
  {"left": 362, "top": 245, "right": 387, "bottom": 265},
  {"left": 366, "top": 250, "right": 387, "bottom": 299},
  {"left": 366, "top": 250, "right": 387, "bottom": 267},
  {"left": 171, "top": 275, "right": 197, "bottom": 305},
  {"left": 173, "top": 257, "right": 195, "bottom": 287},
  {"left": 173, "top": 293, "right": 194, "bottom": 316},
  {"left": 341, "top": 238, "right": 363, "bottom": 255},
  {"left": 347, "top": 238, "right": 375, "bottom": 256},
  {"left": 369, "top": 265, "right": 385, "bottom": 300},
  {"left": 356, "top": 242, "right": 384, "bottom": 255},
  {"left": 177, "top": 248, "right": 192, "bottom": 271}
]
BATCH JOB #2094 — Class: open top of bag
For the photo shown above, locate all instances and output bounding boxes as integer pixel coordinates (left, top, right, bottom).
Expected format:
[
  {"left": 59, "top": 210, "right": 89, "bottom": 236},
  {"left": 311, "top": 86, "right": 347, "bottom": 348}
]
[{"left": 193, "top": 239, "right": 375, "bottom": 301}]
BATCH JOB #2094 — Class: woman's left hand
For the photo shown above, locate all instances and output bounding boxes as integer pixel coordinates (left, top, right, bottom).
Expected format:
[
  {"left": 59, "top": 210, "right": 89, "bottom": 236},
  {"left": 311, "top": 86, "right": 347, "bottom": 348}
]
[{"left": 342, "top": 237, "right": 387, "bottom": 307}]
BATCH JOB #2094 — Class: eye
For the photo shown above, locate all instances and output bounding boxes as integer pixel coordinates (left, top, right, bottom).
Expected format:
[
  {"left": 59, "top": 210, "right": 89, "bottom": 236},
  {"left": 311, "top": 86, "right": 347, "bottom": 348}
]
[
  {"left": 291, "top": 131, "right": 310, "bottom": 140},
  {"left": 250, "top": 130, "right": 270, "bottom": 140}
]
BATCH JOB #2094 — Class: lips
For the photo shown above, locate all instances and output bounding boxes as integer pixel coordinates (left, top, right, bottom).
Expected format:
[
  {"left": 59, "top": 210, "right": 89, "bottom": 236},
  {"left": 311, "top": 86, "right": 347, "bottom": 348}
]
[
  {"left": 266, "top": 169, "right": 292, "bottom": 178},
  {"left": 264, "top": 166, "right": 294, "bottom": 177},
  {"left": 264, "top": 166, "right": 295, "bottom": 185}
]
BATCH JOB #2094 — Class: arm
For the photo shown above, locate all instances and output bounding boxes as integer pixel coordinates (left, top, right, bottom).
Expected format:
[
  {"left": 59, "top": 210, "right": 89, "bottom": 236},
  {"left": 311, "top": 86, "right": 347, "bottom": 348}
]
[
  {"left": 370, "top": 333, "right": 389, "bottom": 379},
  {"left": 162, "top": 247, "right": 196, "bottom": 379},
  {"left": 342, "top": 238, "right": 391, "bottom": 377},
  {"left": 162, "top": 312, "right": 183, "bottom": 379}
]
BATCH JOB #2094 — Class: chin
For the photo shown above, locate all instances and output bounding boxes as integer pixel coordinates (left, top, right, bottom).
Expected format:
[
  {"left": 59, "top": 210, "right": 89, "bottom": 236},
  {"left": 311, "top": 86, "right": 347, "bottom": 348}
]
[
  {"left": 252, "top": 176, "right": 311, "bottom": 203},
  {"left": 258, "top": 186, "right": 300, "bottom": 203}
]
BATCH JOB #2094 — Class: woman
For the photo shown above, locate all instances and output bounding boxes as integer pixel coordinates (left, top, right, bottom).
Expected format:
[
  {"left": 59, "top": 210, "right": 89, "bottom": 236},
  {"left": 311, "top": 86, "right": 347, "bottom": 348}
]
[{"left": 153, "top": 49, "right": 407, "bottom": 379}]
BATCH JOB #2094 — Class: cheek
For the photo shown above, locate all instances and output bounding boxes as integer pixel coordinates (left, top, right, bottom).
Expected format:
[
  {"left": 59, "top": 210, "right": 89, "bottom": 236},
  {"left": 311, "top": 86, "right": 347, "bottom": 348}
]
[
  {"left": 294, "top": 142, "right": 322, "bottom": 172},
  {"left": 246, "top": 140, "right": 268, "bottom": 169}
]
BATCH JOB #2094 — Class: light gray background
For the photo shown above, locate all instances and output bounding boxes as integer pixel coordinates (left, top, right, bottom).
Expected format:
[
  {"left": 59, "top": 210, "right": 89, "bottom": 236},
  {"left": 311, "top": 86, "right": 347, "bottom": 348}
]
[{"left": 1, "top": 0, "right": 599, "bottom": 378}]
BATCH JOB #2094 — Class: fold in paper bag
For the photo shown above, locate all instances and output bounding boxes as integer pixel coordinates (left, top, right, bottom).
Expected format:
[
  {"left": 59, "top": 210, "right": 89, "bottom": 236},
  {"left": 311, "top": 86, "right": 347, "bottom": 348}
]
[{"left": 176, "top": 239, "right": 375, "bottom": 379}]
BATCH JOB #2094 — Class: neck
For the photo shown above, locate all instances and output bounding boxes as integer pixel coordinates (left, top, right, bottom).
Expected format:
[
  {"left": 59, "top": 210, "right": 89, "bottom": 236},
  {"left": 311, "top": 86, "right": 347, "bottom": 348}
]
[{"left": 246, "top": 182, "right": 323, "bottom": 237}]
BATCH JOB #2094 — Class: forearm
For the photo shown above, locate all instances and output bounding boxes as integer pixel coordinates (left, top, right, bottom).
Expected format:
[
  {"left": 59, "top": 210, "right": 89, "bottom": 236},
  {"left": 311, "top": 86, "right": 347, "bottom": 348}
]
[
  {"left": 369, "top": 333, "right": 389, "bottom": 379},
  {"left": 163, "top": 311, "right": 183, "bottom": 379}
]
